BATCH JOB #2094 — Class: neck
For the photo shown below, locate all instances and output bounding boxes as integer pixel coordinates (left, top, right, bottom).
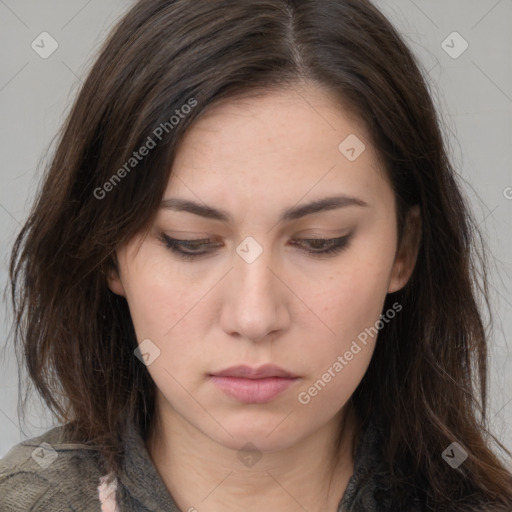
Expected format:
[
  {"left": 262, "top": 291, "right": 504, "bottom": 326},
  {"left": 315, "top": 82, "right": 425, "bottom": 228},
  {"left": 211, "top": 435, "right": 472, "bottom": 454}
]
[{"left": 146, "top": 400, "right": 358, "bottom": 512}]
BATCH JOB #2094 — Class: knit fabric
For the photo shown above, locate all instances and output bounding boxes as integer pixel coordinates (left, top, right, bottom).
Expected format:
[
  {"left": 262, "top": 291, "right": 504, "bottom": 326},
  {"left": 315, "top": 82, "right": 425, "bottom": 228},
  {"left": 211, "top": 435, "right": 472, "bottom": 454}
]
[{"left": 0, "top": 418, "right": 407, "bottom": 511}]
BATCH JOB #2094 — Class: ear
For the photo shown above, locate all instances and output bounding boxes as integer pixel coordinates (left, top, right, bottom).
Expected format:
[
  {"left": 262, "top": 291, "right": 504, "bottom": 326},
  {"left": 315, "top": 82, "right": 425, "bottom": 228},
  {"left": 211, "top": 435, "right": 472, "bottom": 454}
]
[
  {"left": 387, "top": 205, "right": 422, "bottom": 293},
  {"left": 106, "top": 256, "right": 126, "bottom": 297}
]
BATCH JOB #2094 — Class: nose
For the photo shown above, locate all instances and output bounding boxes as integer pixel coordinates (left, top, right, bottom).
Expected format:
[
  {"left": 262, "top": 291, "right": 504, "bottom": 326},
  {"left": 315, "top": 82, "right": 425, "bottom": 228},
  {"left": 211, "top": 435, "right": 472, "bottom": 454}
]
[{"left": 219, "top": 241, "right": 290, "bottom": 343}]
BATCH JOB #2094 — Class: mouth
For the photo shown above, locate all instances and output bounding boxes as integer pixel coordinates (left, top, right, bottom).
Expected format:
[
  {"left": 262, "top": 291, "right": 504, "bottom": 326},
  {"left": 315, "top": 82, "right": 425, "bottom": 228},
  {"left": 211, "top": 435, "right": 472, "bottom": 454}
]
[{"left": 209, "top": 364, "right": 300, "bottom": 404}]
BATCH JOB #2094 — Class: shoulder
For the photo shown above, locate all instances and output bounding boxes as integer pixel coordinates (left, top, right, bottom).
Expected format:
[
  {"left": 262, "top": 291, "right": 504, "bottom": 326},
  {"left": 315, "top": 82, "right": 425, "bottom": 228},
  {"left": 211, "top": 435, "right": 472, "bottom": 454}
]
[{"left": 0, "top": 426, "right": 105, "bottom": 511}]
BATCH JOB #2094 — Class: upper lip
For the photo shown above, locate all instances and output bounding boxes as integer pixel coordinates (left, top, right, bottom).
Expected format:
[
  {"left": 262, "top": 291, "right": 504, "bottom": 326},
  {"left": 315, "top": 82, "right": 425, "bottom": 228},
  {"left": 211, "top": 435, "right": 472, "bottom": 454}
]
[{"left": 210, "top": 364, "right": 298, "bottom": 379}]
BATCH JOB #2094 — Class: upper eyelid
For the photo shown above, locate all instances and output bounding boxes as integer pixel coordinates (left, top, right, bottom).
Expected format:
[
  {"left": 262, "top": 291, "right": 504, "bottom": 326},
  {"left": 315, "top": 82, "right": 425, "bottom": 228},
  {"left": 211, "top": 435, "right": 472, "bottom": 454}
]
[
  {"left": 162, "top": 235, "right": 348, "bottom": 243},
  {"left": 158, "top": 234, "right": 353, "bottom": 260},
  {"left": 160, "top": 234, "right": 352, "bottom": 251},
  {"left": 160, "top": 228, "right": 352, "bottom": 239}
]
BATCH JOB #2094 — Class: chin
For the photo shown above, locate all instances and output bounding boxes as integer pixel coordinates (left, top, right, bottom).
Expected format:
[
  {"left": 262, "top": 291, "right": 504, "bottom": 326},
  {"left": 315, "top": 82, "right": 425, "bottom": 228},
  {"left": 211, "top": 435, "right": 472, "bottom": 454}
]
[{"left": 202, "top": 411, "right": 307, "bottom": 452}]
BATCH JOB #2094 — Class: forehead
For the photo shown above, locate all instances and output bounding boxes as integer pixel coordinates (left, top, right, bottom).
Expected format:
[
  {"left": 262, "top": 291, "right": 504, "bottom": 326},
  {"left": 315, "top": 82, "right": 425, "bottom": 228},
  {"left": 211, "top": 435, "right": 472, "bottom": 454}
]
[
  {"left": 176, "top": 85, "right": 369, "bottom": 162},
  {"left": 163, "top": 84, "right": 390, "bottom": 221}
]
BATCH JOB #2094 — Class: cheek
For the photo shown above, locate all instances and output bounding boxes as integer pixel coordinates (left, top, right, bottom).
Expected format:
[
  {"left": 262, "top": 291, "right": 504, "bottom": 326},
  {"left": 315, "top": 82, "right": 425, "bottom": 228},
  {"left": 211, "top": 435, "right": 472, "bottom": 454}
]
[
  {"left": 122, "top": 279, "right": 170, "bottom": 340},
  {"left": 294, "top": 244, "right": 395, "bottom": 394},
  {"left": 295, "top": 335, "right": 376, "bottom": 420},
  {"left": 120, "top": 254, "right": 199, "bottom": 335},
  {"left": 313, "top": 252, "right": 395, "bottom": 342},
  {"left": 122, "top": 271, "right": 214, "bottom": 381}
]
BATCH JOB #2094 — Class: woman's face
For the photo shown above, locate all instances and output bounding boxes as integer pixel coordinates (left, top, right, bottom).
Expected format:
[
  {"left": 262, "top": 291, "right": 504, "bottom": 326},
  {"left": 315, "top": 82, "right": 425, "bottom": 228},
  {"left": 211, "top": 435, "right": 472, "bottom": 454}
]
[{"left": 108, "top": 83, "right": 419, "bottom": 452}]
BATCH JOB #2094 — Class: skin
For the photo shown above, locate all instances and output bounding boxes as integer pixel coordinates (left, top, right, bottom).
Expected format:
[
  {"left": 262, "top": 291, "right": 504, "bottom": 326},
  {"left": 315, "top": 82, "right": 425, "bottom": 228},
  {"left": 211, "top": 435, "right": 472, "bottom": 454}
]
[{"left": 108, "top": 81, "right": 421, "bottom": 512}]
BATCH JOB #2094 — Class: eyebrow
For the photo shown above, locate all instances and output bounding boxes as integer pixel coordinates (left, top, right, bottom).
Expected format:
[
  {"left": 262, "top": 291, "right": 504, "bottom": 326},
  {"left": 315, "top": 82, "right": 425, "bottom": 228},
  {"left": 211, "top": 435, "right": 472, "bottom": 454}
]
[{"left": 160, "top": 194, "right": 369, "bottom": 224}]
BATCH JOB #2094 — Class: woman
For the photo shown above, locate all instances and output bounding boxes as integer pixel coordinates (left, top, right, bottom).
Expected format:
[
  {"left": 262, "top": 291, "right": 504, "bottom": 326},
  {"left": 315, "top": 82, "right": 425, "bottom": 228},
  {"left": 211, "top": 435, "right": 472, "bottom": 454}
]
[{"left": 1, "top": 0, "right": 511, "bottom": 510}]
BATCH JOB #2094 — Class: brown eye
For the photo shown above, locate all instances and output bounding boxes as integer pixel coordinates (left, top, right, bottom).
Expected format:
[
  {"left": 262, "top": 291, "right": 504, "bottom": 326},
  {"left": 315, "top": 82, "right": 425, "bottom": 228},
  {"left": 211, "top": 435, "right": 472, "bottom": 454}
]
[
  {"left": 158, "top": 235, "right": 221, "bottom": 260},
  {"left": 159, "top": 234, "right": 352, "bottom": 261},
  {"left": 289, "top": 236, "right": 352, "bottom": 257}
]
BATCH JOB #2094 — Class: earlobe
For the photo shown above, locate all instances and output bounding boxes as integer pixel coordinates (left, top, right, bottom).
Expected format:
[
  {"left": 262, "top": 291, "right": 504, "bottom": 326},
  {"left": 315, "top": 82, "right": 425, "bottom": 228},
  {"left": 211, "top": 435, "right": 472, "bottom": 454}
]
[{"left": 387, "top": 205, "right": 422, "bottom": 293}]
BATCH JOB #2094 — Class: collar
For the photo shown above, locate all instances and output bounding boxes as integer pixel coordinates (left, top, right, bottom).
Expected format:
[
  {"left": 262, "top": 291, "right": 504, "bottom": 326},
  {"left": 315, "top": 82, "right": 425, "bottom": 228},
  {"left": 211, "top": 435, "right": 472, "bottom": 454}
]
[
  {"left": 116, "top": 420, "right": 181, "bottom": 511},
  {"left": 114, "top": 418, "right": 399, "bottom": 512}
]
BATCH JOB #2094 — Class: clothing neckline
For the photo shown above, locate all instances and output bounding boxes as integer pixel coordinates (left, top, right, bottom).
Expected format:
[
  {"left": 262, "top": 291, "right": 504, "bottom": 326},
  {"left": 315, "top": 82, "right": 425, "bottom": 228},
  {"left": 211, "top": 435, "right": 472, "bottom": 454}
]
[{"left": 111, "top": 418, "right": 383, "bottom": 511}]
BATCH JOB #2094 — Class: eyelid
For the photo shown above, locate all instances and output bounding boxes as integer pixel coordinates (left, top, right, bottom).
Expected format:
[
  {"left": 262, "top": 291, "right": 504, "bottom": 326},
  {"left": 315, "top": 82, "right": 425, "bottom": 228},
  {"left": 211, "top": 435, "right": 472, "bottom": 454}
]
[
  {"left": 158, "top": 232, "right": 354, "bottom": 261},
  {"left": 161, "top": 227, "right": 351, "bottom": 238},
  {"left": 162, "top": 230, "right": 214, "bottom": 238}
]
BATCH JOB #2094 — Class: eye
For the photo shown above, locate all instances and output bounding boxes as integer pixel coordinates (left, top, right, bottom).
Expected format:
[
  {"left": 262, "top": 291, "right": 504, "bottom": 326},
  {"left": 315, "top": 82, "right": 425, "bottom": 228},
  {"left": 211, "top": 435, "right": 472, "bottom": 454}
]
[
  {"left": 289, "top": 236, "right": 352, "bottom": 257},
  {"left": 158, "top": 234, "right": 352, "bottom": 261},
  {"left": 158, "top": 235, "right": 221, "bottom": 261}
]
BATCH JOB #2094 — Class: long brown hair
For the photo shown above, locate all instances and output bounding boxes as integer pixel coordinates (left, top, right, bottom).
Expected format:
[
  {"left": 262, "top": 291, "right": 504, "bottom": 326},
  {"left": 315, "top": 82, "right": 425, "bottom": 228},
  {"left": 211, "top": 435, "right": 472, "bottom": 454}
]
[{"left": 7, "top": 0, "right": 512, "bottom": 508}]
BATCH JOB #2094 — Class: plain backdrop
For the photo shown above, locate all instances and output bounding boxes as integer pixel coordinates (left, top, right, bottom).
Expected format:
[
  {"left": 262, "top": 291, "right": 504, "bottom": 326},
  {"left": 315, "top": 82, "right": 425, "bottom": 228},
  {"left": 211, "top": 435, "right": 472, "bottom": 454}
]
[{"left": 1, "top": 0, "right": 511, "bottom": 466}]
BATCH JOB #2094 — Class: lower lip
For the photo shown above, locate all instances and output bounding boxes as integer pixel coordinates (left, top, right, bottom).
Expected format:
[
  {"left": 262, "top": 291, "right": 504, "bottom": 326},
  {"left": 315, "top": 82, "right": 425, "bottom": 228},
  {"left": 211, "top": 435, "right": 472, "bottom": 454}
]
[{"left": 210, "top": 376, "right": 298, "bottom": 403}]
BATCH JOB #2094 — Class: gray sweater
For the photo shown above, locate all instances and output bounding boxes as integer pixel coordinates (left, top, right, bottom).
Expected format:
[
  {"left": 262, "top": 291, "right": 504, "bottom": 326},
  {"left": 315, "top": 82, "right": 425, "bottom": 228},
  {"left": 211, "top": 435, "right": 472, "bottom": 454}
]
[{"left": 0, "top": 419, "right": 413, "bottom": 511}]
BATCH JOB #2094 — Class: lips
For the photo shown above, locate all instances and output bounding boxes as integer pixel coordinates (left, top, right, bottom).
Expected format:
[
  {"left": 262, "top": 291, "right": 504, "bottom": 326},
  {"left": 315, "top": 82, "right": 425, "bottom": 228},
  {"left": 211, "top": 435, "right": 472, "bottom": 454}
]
[
  {"left": 209, "top": 364, "right": 299, "bottom": 403},
  {"left": 210, "top": 364, "right": 298, "bottom": 379}
]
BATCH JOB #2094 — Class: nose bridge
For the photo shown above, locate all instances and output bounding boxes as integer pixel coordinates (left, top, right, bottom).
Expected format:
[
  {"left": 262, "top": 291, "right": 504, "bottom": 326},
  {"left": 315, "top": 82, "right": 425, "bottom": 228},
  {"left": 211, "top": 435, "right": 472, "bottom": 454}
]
[
  {"left": 221, "top": 235, "right": 286, "bottom": 341},
  {"left": 234, "top": 235, "right": 277, "bottom": 301}
]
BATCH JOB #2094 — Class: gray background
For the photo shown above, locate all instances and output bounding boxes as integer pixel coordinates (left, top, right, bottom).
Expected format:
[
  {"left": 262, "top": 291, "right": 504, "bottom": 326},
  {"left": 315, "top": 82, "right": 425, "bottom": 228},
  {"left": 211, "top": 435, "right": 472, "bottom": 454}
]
[{"left": 0, "top": 0, "right": 511, "bottom": 468}]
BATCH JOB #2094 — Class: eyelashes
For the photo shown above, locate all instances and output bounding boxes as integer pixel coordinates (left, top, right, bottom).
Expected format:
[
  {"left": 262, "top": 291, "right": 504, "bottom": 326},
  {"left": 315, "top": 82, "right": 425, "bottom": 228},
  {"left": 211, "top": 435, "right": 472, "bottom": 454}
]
[{"left": 158, "top": 234, "right": 352, "bottom": 261}]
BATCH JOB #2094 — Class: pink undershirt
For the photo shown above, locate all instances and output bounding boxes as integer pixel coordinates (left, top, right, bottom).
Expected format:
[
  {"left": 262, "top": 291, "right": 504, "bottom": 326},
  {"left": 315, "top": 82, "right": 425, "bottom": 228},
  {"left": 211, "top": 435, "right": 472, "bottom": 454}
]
[{"left": 98, "top": 474, "right": 120, "bottom": 512}]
